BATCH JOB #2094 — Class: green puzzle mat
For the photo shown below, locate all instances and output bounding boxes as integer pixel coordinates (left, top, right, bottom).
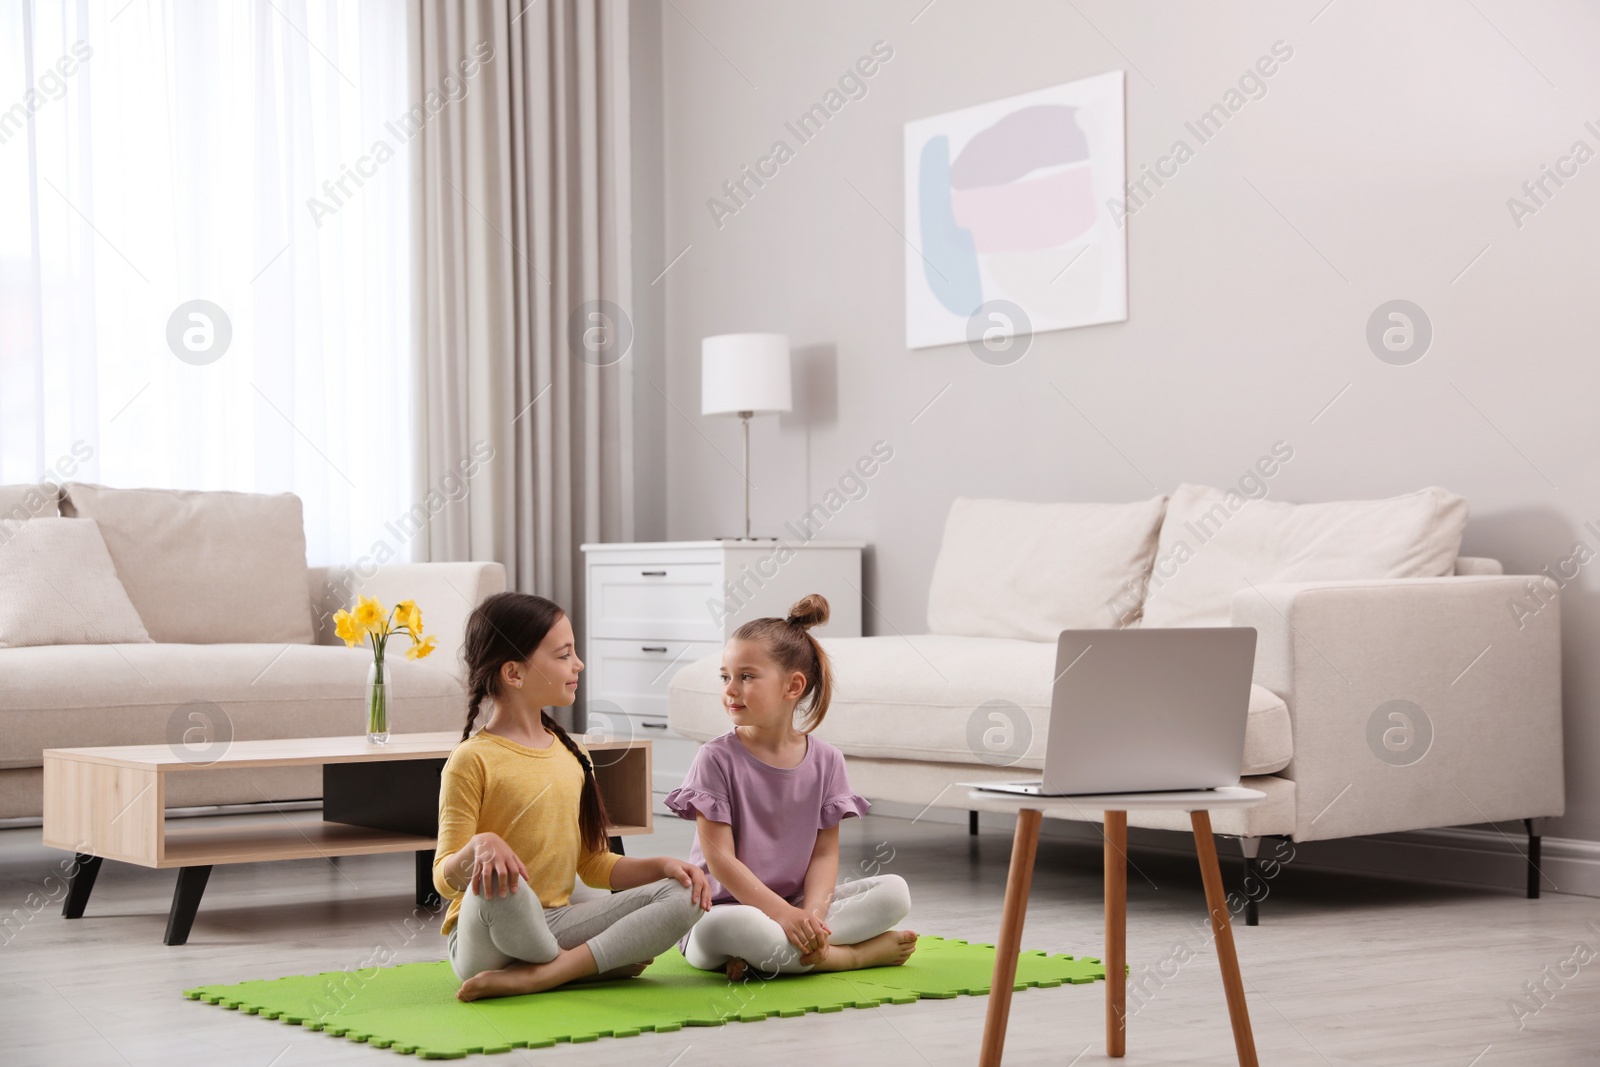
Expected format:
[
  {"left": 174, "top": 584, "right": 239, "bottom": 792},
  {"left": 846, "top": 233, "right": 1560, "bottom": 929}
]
[{"left": 184, "top": 936, "right": 1103, "bottom": 1059}]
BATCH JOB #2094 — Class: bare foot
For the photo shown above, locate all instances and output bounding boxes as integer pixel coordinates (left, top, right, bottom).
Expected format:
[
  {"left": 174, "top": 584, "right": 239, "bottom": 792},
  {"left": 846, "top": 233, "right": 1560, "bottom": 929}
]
[
  {"left": 583, "top": 959, "right": 653, "bottom": 983},
  {"left": 456, "top": 946, "right": 597, "bottom": 1001},
  {"left": 725, "top": 957, "right": 748, "bottom": 982},
  {"left": 807, "top": 930, "right": 918, "bottom": 972}
]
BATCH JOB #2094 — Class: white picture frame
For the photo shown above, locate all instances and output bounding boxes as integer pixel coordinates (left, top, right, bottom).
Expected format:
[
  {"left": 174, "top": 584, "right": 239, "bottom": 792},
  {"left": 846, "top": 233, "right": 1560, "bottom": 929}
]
[{"left": 904, "top": 70, "right": 1127, "bottom": 351}]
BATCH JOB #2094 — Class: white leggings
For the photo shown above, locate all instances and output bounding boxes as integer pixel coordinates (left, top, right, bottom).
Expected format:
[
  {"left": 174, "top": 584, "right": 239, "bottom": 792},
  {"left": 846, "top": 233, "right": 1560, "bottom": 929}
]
[{"left": 683, "top": 873, "right": 910, "bottom": 976}]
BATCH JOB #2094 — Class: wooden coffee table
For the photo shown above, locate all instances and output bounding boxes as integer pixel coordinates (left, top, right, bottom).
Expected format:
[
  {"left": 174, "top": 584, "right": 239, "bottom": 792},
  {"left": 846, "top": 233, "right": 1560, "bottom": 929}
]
[{"left": 41, "top": 732, "right": 653, "bottom": 945}]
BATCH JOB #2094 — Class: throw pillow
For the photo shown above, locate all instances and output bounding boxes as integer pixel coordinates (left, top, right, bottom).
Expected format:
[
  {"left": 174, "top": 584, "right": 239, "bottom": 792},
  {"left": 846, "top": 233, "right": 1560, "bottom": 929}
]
[
  {"left": 0, "top": 518, "right": 154, "bottom": 648},
  {"left": 1139, "top": 484, "right": 1469, "bottom": 628},
  {"left": 926, "top": 495, "right": 1170, "bottom": 640},
  {"left": 0, "top": 483, "right": 60, "bottom": 543},
  {"left": 60, "top": 483, "right": 314, "bottom": 644}
]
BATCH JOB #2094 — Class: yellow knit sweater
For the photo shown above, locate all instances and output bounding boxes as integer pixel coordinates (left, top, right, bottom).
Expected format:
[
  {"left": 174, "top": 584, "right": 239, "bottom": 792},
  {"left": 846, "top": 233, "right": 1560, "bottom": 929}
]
[{"left": 432, "top": 730, "right": 620, "bottom": 936}]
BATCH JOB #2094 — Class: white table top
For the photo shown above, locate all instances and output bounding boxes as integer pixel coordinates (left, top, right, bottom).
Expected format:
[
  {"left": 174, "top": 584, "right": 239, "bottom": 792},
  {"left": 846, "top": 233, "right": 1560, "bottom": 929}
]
[{"left": 964, "top": 785, "right": 1265, "bottom": 817}]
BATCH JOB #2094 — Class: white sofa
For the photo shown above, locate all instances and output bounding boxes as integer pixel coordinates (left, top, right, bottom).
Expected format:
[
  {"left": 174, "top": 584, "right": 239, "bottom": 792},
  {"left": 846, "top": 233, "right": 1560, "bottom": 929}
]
[
  {"left": 669, "top": 487, "right": 1566, "bottom": 918},
  {"left": 0, "top": 482, "right": 505, "bottom": 819}
]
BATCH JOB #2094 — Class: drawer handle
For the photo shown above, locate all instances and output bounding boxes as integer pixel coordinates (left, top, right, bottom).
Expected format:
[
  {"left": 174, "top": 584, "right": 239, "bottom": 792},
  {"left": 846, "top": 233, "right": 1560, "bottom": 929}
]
[
  {"left": 640, "top": 570, "right": 667, "bottom": 576},
  {"left": 641, "top": 721, "right": 668, "bottom": 730},
  {"left": 641, "top": 645, "right": 668, "bottom": 653}
]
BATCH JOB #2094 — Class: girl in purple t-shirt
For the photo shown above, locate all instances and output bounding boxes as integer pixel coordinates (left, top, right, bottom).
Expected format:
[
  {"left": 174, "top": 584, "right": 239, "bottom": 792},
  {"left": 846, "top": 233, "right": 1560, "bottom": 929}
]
[{"left": 665, "top": 593, "right": 918, "bottom": 978}]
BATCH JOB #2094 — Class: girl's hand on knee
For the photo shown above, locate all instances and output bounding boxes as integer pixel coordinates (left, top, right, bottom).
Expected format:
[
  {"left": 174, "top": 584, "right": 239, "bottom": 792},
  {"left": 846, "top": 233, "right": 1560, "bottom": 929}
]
[
  {"left": 658, "top": 857, "right": 714, "bottom": 910},
  {"left": 771, "top": 904, "right": 830, "bottom": 955},
  {"left": 470, "top": 833, "right": 529, "bottom": 898}
]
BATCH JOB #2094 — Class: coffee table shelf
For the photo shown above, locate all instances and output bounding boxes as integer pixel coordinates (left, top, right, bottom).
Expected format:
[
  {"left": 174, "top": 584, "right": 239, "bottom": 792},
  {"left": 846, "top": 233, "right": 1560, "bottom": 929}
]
[
  {"left": 159, "top": 819, "right": 437, "bottom": 867},
  {"left": 43, "top": 732, "right": 655, "bottom": 944}
]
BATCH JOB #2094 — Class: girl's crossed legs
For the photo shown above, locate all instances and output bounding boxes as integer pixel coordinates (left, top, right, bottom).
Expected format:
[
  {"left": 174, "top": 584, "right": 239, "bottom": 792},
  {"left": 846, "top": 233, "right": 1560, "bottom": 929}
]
[
  {"left": 684, "top": 873, "right": 916, "bottom": 976},
  {"left": 450, "top": 877, "right": 702, "bottom": 988}
]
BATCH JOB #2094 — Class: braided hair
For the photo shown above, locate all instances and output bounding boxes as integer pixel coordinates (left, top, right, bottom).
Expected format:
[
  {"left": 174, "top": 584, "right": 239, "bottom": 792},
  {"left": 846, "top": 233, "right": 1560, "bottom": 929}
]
[
  {"left": 730, "top": 593, "right": 834, "bottom": 732},
  {"left": 460, "top": 592, "right": 610, "bottom": 856}
]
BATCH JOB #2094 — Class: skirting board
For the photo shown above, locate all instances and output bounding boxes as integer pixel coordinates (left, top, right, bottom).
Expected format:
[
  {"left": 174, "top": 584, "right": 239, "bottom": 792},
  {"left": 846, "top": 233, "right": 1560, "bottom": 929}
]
[{"left": 870, "top": 799, "right": 1600, "bottom": 900}]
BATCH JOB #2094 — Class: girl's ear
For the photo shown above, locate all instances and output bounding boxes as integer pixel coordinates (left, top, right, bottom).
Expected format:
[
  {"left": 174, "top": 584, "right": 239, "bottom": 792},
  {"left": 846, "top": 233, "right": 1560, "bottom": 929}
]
[
  {"left": 785, "top": 669, "right": 808, "bottom": 701},
  {"left": 501, "top": 660, "right": 524, "bottom": 690}
]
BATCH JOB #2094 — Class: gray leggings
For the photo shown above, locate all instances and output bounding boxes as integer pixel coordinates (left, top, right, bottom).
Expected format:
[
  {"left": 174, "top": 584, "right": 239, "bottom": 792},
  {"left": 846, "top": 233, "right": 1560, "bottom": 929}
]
[{"left": 449, "top": 878, "right": 702, "bottom": 980}]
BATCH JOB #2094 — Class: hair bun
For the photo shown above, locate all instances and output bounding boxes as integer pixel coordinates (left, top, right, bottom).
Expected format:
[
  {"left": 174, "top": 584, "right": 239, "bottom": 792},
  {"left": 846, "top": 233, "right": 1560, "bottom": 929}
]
[{"left": 785, "top": 593, "right": 830, "bottom": 630}]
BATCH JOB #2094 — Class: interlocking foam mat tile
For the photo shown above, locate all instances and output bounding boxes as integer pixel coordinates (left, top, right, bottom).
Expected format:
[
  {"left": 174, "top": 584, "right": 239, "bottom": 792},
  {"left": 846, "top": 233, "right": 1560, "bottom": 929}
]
[{"left": 183, "top": 936, "right": 1104, "bottom": 1059}]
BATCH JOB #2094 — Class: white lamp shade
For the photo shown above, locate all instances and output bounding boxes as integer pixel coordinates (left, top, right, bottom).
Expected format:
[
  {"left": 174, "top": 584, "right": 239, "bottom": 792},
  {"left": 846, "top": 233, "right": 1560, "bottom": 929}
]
[{"left": 701, "top": 333, "right": 792, "bottom": 415}]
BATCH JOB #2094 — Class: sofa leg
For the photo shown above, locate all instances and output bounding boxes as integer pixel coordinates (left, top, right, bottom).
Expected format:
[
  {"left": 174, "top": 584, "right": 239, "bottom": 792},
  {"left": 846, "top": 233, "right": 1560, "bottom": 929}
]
[
  {"left": 1238, "top": 837, "right": 1262, "bottom": 927},
  {"left": 969, "top": 810, "right": 978, "bottom": 836},
  {"left": 1525, "top": 818, "right": 1544, "bottom": 899}
]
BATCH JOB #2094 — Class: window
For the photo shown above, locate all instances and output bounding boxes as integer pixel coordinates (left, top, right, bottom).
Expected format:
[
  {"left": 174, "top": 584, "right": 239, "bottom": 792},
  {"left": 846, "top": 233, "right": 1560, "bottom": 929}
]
[{"left": 1, "top": 1, "right": 414, "bottom": 565}]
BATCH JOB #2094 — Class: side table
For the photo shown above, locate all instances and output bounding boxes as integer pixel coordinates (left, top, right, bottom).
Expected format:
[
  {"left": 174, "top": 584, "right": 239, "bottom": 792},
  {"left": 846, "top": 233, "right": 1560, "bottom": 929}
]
[{"left": 967, "top": 786, "right": 1267, "bottom": 1066}]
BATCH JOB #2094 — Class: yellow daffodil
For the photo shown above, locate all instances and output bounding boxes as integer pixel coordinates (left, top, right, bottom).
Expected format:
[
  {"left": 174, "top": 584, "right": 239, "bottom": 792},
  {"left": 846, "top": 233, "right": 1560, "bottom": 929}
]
[
  {"left": 405, "top": 634, "right": 437, "bottom": 660},
  {"left": 395, "top": 599, "right": 422, "bottom": 638},
  {"left": 333, "top": 609, "right": 362, "bottom": 648},
  {"left": 354, "top": 595, "right": 386, "bottom": 635}
]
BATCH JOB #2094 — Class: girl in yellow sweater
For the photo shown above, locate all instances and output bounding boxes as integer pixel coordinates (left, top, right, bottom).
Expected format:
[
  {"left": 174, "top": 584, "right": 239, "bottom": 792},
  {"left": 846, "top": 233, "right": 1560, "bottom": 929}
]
[{"left": 433, "top": 592, "right": 711, "bottom": 1001}]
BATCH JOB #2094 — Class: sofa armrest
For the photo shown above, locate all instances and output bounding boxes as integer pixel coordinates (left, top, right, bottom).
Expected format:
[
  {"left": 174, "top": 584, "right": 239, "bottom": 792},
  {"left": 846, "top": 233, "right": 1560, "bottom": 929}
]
[
  {"left": 1230, "top": 576, "right": 1563, "bottom": 841},
  {"left": 307, "top": 561, "right": 508, "bottom": 683}
]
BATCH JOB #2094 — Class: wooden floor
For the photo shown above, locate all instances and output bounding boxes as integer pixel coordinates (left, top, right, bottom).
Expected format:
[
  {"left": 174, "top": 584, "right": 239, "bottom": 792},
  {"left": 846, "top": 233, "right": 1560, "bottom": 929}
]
[{"left": 2, "top": 811, "right": 1596, "bottom": 1065}]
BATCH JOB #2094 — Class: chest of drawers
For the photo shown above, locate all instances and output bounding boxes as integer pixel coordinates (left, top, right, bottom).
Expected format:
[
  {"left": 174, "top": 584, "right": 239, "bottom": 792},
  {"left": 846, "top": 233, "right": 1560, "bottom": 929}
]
[{"left": 578, "top": 540, "right": 864, "bottom": 809}]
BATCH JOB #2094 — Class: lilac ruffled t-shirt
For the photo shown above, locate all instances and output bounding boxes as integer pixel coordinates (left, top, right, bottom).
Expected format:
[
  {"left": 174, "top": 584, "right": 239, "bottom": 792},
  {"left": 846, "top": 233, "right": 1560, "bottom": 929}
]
[{"left": 664, "top": 730, "right": 870, "bottom": 907}]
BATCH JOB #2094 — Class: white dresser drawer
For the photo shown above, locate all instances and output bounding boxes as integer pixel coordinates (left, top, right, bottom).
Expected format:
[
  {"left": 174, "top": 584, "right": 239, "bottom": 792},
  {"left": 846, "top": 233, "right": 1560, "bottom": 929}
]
[
  {"left": 588, "top": 563, "right": 723, "bottom": 642},
  {"left": 584, "top": 637, "right": 720, "bottom": 720}
]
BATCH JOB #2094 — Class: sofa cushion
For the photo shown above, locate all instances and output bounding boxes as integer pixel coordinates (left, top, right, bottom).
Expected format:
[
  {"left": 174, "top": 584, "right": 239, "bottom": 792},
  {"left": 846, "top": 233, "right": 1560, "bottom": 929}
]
[
  {"left": 0, "top": 518, "right": 153, "bottom": 648},
  {"left": 61, "top": 483, "right": 314, "bottom": 644},
  {"left": 926, "top": 496, "right": 1168, "bottom": 640},
  {"left": 1139, "top": 484, "right": 1469, "bottom": 628},
  {"left": 0, "top": 482, "right": 59, "bottom": 531},
  {"left": 668, "top": 635, "right": 1292, "bottom": 777},
  {"left": 0, "top": 643, "right": 464, "bottom": 770}
]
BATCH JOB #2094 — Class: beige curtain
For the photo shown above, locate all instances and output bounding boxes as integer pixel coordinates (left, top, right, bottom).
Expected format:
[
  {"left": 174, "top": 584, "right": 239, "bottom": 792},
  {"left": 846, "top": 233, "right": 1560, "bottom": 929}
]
[{"left": 411, "top": 0, "right": 635, "bottom": 611}]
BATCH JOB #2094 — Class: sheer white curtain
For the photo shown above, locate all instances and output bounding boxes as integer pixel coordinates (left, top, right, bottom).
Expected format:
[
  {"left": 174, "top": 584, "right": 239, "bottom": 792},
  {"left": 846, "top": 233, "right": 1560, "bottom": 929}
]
[{"left": 0, "top": 0, "right": 414, "bottom": 566}]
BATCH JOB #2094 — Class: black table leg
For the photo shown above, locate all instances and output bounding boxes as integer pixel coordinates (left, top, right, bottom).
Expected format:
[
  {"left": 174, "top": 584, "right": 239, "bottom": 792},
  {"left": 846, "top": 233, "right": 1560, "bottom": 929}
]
[
  {"left": 61, "top": 854, "right": 103, "bottom": 919},
  {"left": 415, "top": 849, "right": 441, "bottom": 909},
  {"left": 165, "top": 866, "right": 212, "bottom": 946}
]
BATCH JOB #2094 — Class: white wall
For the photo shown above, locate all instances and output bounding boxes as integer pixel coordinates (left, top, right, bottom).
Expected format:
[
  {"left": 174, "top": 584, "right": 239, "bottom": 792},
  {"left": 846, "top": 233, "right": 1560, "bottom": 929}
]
[{"left": 647, "top": 0, "right": 1600, "bottom": 846}]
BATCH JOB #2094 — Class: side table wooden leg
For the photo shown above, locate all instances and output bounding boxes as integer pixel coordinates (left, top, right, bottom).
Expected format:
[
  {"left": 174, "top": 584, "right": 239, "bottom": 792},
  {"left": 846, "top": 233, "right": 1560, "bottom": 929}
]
[
  {"left": 979, "top": 808, "right": 1041, "bottom": 1067},
  {"left": 1105, "top": 810, "right": 1128, "bottom": 1057},
  {"left": 1192, "top": 811, "right": 1258, "bottom": 1067},
  {"left": 61, "top": 854, "right": 103, "bottom": 919}
]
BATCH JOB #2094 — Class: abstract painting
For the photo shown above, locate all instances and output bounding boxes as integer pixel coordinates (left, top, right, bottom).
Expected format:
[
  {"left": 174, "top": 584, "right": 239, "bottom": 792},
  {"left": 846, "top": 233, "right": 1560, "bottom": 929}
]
[{"left": 904, "top": 71, "right": 1126, "bottom": 350}]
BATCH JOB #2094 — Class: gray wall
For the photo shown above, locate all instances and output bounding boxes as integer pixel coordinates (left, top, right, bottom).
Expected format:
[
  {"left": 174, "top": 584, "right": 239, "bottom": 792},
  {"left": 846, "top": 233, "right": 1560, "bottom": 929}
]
[{"left": 642, "top": 1, "right": 1600, "bottom": 845}]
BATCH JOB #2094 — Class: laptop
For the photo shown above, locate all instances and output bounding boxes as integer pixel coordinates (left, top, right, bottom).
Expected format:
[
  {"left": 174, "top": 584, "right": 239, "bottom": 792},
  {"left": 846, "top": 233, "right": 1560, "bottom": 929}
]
[{"left": 966, "top": 627, "right": 1257, "bottom": 797}]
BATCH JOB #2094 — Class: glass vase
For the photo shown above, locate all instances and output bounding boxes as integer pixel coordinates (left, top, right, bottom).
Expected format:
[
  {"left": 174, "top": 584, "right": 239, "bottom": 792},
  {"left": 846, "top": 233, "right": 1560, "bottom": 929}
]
[{"left": 366, "top": 660, "right": 390, "bottom": 744}]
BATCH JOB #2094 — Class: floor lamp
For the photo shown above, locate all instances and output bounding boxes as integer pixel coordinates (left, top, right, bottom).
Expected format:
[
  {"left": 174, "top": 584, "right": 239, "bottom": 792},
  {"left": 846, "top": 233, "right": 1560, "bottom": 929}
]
[{"left": 700, "top": 333, "right": 792, "bottom": 541}]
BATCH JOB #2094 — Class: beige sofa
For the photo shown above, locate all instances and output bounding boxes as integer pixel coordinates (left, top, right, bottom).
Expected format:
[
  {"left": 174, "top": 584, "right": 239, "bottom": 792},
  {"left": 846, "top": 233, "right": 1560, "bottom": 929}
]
[
  {"left": 670, "top": 488, "right": 1566, "bottom": 920},
  {"left": 0, "top": 482, "right": 505, "bottom": 819}
]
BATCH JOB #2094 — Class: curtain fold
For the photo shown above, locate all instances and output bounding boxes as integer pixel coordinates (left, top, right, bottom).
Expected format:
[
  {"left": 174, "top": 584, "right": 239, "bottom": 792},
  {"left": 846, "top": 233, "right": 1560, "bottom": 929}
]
[{"left": 412, "top": 0, "right": 634, "bottom": 616}]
